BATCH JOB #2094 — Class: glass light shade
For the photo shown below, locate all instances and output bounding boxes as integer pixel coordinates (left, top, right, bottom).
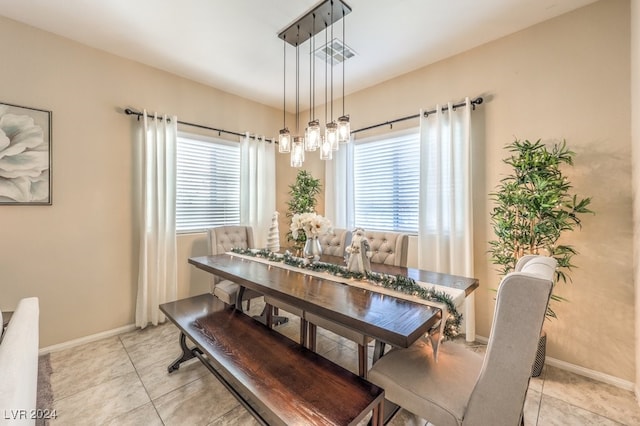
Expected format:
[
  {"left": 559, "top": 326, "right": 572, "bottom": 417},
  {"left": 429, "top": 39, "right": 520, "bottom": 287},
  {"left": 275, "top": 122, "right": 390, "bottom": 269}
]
[
  {"left": 325, "top": 121, "right": 339, "bottom": 151},
  {"left": 337, "top": 115, "right": 350, "bottom": 143},
  {"left": 305, "top": 120, "right": 321, "bottom": 151},
  {"left": 290, "top": 136, "right": 305, "bottom": 167},
  {"left": 319, "top": 136, "right": 332, "bottom": 160},
  {"left": 278, "top": 128, "right": 291, "bottom": 153}
]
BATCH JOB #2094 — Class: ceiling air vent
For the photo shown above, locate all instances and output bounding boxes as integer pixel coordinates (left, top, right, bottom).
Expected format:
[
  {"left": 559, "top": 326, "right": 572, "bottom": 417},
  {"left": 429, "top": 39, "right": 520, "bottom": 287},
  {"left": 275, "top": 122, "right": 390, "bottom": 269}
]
[{"left": 314, "top": 38, "right": 356, "bottom": 65}]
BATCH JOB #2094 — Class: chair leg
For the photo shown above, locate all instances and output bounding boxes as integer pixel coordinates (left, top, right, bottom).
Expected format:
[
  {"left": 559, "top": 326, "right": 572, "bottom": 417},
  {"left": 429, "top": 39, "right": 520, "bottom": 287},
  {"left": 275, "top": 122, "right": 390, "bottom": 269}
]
[
  {"left": 246, "top": 299, "right": 251, "bottom": 311},
  {"left": 358, "top": 343, "right": 368, "bottom": 378}
]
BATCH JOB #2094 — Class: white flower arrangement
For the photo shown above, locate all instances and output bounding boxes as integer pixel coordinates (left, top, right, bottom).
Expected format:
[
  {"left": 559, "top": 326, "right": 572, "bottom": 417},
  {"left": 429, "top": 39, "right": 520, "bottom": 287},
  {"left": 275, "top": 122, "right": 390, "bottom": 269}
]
[{"left": 290, "top": 212, "right": 332, "bottom": 239}]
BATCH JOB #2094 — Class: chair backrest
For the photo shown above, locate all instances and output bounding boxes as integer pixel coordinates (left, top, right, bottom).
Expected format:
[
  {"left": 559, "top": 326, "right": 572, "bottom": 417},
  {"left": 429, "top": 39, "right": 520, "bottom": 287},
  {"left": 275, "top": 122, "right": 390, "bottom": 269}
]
[
  {"left": 463, "top": 255, "right": 556, "bottom": 425},
  {"left": 364, "top": 231, "right": 409, "bottom": 267},
  {"left": 207, "top": 226, "right": 255, "bottom": 255},
  {"left": 320, "top": 228, "right": 352, "bottom": 257}
]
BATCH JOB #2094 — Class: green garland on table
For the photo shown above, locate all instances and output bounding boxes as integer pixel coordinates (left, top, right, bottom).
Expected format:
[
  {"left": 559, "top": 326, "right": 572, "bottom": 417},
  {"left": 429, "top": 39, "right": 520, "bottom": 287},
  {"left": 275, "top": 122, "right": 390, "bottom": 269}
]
[{"left": 231, "top": 248, "right": 462, "bottom": 340}]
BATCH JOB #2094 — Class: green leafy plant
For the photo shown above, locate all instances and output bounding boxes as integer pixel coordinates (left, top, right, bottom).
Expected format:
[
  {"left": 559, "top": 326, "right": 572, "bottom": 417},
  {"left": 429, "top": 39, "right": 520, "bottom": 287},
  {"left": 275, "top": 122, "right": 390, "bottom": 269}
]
[
  {"left": 488, "top": 139, "right": 593, "bottom": 319},
  {"left": 286, "top": 170, "right": 322, "bottom": 248}
]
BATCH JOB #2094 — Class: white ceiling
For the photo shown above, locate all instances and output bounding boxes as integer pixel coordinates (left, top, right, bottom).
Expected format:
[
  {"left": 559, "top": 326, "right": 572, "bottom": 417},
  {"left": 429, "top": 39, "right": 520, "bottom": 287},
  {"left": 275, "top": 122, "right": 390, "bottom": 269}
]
[{"left": 0, "top": 0, "right": 598, "bottom": 112}]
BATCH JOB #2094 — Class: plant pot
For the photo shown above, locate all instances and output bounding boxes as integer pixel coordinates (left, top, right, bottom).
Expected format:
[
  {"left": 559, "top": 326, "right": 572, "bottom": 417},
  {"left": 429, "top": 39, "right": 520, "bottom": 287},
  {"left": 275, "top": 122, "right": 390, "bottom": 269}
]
[{"left": 531, "top": 330, "right": 547, "bottom": 377}]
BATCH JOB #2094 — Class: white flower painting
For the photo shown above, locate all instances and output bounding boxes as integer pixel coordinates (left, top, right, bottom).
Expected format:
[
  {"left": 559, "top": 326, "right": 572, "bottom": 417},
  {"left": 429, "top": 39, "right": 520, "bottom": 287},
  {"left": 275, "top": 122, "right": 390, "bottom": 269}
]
[{"left": 0, "top": 103, "right": 51, "bottom": 204}]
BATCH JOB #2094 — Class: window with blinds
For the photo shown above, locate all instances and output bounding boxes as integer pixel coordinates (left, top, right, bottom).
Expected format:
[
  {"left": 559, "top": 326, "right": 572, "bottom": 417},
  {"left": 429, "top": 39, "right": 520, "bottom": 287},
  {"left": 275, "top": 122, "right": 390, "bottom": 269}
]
[
  {"left": 176, "top": 134, "right": 240, "bottom": 233},
  {"left": 353, "top": 131, "right": 420, "bottom": 233}
]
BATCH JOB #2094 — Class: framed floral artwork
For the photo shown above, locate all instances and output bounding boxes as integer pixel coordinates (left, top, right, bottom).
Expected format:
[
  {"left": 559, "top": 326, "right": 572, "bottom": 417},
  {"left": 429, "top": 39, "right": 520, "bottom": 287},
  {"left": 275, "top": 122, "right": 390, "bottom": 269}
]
[{"left": 0, "top": 102, "right": 52, "bottom": 205}]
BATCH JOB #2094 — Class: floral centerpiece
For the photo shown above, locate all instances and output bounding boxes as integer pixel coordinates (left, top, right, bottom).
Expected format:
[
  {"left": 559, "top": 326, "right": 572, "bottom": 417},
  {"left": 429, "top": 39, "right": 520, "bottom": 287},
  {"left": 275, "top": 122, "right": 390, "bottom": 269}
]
[
  {"left": 290, "top": 212, "right": 332, "bottom": 239},
  {"left": 290, "top": 212, "right": 332, "bottom": 262}
]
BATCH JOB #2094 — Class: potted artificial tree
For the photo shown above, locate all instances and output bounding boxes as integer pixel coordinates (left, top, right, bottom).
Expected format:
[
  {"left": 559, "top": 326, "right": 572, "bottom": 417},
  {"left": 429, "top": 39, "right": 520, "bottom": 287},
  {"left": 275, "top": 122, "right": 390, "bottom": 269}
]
[
  {"left": 286, "top": 170, "right": 322, "bottom": 252},
  {"left": 488, "top": 139, "right": 592, "bottom": 376}
]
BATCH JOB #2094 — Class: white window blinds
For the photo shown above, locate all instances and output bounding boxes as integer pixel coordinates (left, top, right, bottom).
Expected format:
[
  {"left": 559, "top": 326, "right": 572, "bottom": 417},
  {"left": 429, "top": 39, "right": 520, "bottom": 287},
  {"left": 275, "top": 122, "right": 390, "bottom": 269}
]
[
  {"left": 176, "top": 134, "right": 240, "bottom": 233},
  {"left": 353, "top": 131, "right": 420, "bottom": 233}
]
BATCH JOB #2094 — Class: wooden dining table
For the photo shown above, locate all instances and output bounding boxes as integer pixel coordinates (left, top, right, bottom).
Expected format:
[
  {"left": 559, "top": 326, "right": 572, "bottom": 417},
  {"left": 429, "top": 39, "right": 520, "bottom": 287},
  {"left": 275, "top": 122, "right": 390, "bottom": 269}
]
[
  {"left": 187, "top": 251, "right": 478, "bottom": 424},
  {"left": 188, "top": 252, "right": 478, "bottom": 357}
]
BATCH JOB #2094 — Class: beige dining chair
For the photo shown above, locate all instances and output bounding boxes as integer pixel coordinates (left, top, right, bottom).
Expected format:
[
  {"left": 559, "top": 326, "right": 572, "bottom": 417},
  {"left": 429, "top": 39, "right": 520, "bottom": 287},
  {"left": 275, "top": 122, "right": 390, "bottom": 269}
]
[
  {"left": 306, "top": 230, "right": 409, "bottom": 377},
  {"left": 207, "top": 225, "right": 263, "bottom": 310},
  {"left": 368, "top": 255, "right": 556, "bottom": 426},
  {"left": 264, "top": 228, "right": 352, "bottom": 345},
  {"left": 319, "top": 228, "right": 353, "bottom": 257}
]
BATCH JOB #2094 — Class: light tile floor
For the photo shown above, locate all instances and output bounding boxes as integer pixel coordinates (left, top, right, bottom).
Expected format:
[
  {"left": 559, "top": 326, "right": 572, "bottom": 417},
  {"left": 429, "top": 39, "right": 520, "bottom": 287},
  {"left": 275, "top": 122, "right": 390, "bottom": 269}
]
[{"left": 42, "top": 300, "right": 640, "bottom": 425}]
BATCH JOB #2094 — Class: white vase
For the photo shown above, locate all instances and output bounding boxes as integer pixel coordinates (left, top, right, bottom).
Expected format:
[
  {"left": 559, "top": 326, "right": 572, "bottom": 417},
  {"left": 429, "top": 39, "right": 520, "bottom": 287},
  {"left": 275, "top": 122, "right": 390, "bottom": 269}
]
[{"left": 303, "top": 236, "right": 322, "bottom": 263}]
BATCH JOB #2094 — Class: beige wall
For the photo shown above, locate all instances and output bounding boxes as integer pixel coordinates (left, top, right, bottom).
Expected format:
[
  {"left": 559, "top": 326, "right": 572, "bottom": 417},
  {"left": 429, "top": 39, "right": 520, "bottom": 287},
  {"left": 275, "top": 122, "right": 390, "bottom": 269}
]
[
  {"left": 632, "top": 0, "right": 640, "bottom": 396},
  {"left": 0, "top": 16, "right": 284, "bottom": 347},
  {"left": 288, "top": 0, "right": 634, "bottom": 381},
  {"left": 0, "top": 0, "right": 634, "bottom": 383}
]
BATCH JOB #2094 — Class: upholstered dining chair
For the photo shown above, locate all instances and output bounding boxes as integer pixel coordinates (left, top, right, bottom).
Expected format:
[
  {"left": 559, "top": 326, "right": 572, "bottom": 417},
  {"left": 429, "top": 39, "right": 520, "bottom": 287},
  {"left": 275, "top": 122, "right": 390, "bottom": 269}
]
[
  {"left": 207, "top": 226, "right": 263, "bottom": 310},
  {"left": 367, "top": 255, "right": 556, "bottom": 426},
  {"left": 306, "top": 230, "right": 409, "bottom": 377},
  {"left": 319, "top": 228, "right": 353, "bottom": 257}
]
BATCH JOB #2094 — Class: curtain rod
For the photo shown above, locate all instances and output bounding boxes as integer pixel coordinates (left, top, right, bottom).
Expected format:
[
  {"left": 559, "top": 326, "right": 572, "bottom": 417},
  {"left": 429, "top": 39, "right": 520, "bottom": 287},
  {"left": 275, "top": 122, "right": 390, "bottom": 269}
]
[
  {"left": 124, "top": 96, "right": 483, "bottom": 143},
  {"left": 123, "top": 108, "right": 276, "bottom": 143},
  {"left": 350, "top": 97, "right": 483, "bottom": 135}
]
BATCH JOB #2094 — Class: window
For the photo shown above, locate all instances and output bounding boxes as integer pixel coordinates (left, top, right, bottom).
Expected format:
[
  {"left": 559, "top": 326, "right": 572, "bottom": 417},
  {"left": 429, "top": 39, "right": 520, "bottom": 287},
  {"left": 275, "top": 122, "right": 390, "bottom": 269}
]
[
  {"left": 353, "top": 130, "right": 420, "bottom": 233},
  {"left": 176, "top": 134, "right": 240, "bottom": 233}
]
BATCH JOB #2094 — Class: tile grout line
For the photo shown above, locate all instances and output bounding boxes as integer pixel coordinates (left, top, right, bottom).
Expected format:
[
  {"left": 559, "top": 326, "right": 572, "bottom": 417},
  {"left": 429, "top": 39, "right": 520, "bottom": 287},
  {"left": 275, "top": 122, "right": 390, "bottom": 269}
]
[{"left": 118, "top": 334, "right": 167, "bottom": 426}]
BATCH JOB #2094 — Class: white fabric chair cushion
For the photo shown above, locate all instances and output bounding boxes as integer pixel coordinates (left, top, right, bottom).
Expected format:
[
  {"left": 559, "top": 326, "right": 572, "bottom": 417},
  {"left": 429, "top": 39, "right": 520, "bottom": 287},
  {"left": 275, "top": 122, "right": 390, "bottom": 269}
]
[
  {"left": 213, "top": 280, "right": 262, "bottom": 305},
  {"left": 368, "top": 338, "right": 482, "bottom": 426}
]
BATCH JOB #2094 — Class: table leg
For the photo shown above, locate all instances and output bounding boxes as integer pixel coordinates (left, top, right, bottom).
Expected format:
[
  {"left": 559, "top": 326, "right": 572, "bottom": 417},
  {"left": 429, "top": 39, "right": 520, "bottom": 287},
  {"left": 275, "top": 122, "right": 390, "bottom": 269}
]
[
  {"left": 368, "top": 399, "right": 400, "bottom": 425},
  {"left": 252, "top": 304, "right": 289, "bottom": 327},
  {"left": 235, "top": 286, "right": 246, "bottom": 312},
  {"left": 168, "top": 332, "right": 201, "bottom": 373},
  {"left": 373, "top": 341, "right": 386, "bottom": 364}
]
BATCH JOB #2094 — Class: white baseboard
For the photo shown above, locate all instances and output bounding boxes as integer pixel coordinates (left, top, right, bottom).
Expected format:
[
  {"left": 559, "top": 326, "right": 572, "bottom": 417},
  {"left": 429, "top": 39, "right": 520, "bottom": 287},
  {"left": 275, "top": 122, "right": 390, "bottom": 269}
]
[
  {"left": 474, "top": 335, "right": 635, "bottom": 391},
  {"left": 39, "top": 324, "right": 136, "bottom": 355}
]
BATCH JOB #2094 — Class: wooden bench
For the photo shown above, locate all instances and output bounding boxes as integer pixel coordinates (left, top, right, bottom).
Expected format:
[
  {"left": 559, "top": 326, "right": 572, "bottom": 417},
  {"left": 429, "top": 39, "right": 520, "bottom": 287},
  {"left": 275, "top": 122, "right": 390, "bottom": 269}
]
[{"left": 160, "top": 294, "right": 385, "bottom": 426}]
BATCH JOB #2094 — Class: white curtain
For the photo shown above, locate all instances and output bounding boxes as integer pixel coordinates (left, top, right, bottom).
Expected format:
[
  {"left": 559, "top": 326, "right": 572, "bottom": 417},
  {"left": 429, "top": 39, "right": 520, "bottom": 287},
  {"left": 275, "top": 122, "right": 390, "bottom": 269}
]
[
  {"left": 136, "top": 111, "right": 178, "bottom": 328},
  {"left": 325, "top": 141, "right": 354, "bottom": 229},
  {"left": 240, "top": 133, "right": 276, "bottom": 247},
  {"left": 418, "top": 97, "right": 475, "bottom": 341}
]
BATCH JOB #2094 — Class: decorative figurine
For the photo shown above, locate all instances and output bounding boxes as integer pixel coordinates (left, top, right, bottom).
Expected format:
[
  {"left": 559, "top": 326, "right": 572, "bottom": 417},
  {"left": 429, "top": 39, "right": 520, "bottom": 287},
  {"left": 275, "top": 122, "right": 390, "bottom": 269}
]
[
  {"left": 346, "top": 227, "right": 372, "bottom": 274},
  {"left": 267, "top": 211, "right": 280, "bottom": 252}
]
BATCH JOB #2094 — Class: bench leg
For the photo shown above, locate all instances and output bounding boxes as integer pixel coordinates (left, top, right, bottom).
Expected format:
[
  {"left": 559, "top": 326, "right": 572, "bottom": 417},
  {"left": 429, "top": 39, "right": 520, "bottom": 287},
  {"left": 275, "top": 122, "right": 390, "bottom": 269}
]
[
  {"left": 358, "top": 343, "right": 368, "bottom": 378},
  {"left": 371, "top": 400, "right": 384, "bottom": 426},
  {"left": 168, "top": 332, "right": 200, "bottom": 373}
]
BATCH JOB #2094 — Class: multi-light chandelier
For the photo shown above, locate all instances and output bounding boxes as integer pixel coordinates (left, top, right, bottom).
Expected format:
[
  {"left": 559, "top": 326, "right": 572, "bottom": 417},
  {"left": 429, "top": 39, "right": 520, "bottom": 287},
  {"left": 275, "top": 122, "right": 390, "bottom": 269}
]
[{"left": 277, "top": 0, "right": 353, "bottom": 167}]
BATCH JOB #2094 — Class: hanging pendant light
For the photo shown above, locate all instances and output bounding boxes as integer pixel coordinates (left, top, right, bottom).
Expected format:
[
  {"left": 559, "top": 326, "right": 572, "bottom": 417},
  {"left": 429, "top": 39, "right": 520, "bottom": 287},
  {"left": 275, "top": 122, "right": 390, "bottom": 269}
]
[
  {"left": 337, "top": 115, "right": 350, "bottom": 143},
  {"left": 291, "top": 136, "right": 305, "bottom": 167},
  {"left": 278, "top": 35, "right": 291, "bottom": 153},
  {"left": 337, "top": 10, "right": 350, "bottom": 144},
  {"left": 306, "top": 119, "right": 321, "bottom": 151},
  {"left": 305, "top": 26, "right": 320, "bottom": 152},
  {"left": 276, "top": 0, "right": 352, "bottom": 166},
  {"left": 320, "top": 136, "right": 332, "bottom": 160},
  {"left": 326, "top": 121, "right": 338, "bottom": 150}
]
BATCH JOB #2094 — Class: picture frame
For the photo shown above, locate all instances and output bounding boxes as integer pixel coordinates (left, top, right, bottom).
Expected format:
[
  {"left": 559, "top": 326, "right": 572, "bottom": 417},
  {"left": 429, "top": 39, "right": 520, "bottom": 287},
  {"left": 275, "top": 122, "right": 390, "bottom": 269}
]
[{"left": 0, "top": 102, "right": 52, "bottom": 205}]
